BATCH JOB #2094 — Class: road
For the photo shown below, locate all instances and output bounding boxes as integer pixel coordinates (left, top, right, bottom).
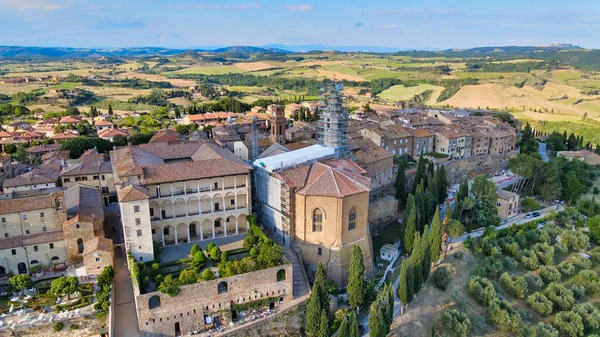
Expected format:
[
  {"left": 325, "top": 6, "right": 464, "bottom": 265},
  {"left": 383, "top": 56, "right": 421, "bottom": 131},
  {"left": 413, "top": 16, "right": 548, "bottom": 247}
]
[{"left": 113, "top": 246, "right": 140, "bottom": 337}]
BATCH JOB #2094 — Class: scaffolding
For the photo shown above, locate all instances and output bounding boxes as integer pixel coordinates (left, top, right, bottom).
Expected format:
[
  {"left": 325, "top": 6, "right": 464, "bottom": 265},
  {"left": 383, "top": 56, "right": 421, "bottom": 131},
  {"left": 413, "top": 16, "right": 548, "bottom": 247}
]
[{"left": 318, "top": 82, "right": 351, "bottom": 159}]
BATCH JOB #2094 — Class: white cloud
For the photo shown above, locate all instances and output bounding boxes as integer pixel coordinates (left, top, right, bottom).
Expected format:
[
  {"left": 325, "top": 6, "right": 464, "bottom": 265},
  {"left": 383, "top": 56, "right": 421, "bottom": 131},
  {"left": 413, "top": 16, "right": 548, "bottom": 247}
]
[
  {"left": 286, "top": 5, "right": 313, "bottom": 12},
  {"left": 0, "top": 0, "right": 68, "bottom": 11}
]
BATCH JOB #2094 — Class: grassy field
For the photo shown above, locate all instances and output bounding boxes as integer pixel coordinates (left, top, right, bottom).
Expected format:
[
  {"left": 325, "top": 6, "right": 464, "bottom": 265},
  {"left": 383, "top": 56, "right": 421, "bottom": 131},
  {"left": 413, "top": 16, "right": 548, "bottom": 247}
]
[
  {"left": 378, "top": 84, "right": 445, "bottom": 101},
  {"left": 167, "top": 65, "right": 246, "bottom": 75}
]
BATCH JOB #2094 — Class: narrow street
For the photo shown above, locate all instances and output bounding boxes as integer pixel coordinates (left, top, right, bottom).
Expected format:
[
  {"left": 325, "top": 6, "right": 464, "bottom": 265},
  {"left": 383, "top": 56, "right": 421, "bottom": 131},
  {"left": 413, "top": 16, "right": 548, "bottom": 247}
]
[{"left": 113, "top": 246, "right": 140, "bottom": 337}]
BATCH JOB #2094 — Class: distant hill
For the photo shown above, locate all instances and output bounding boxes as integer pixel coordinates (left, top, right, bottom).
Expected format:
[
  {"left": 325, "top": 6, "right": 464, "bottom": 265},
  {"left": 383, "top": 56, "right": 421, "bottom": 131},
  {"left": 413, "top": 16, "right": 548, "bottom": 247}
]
[
  {"left": 0, "top": 46, "right": 191, "bottom": 59},
  {"left": 212, "top": 46, "right": 290, "bottom": 54}
]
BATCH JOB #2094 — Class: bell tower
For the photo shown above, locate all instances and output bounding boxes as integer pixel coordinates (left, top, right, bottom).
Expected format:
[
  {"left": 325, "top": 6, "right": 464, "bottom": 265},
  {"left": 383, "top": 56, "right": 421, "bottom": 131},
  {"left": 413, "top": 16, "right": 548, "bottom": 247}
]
[{"left": 268, "top": 104, "right": 286, "bottom": 144}]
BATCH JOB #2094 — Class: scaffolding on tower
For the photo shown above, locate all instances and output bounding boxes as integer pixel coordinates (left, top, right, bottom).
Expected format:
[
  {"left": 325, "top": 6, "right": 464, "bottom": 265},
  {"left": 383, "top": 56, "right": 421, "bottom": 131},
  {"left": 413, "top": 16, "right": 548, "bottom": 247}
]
[{"left": 318, "top": 81, "right": 351, "bottom": 159}]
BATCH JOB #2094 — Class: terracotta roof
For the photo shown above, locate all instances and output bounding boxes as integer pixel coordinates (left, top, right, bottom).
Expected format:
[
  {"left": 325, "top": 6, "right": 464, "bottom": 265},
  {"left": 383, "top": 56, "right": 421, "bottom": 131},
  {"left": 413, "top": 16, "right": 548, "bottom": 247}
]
[
  {"left": 354, "top": 147, "right": 394, "bottom": 166},
  {"left": 25, "top": 143, "right": 60, "bottom": 154},
  {"left": 0, "top": 156, "right": 10, "bottom": 164},
  {"left": 0, "top": 131, "right": 14, "bottom": 138},
  {"left": 0, "top": 230, "right": 64, "bottom": 250},
  {"left": 3, "top": 168, "right": 60, "bottom": 188},
  {"left": 118, "top": 184, "right": 151, "bottom": 202},
  {"left": 149, "top": 128, "right": 182, "bottom": 143},
  {"left": 83, "top": 236, "right": 113, "bottom": 255},
  {"left": 279, "top": 159, "right": 370, "bottom": 197},
  {"left": 94, "top": 120, "right": 114, "bottom": 127},
  {"left": 61, "top": 153, "right": 112, "bottom": 176},
  {"left": 52, "top": 132, "right": 78, "bottom": 140},
  {"left": 98, "top": 127, "right": 128, "bottom": 138},
  {"left": 497, "top": 190, "right": 518, "bottom": 200},
  {"left": 59, "top": 116, "right": 82, "bottom": 124},
  {"left": 0, "top": 190, "right": 63, "bottom": 215},
  {"left": 65, "top": 185, "right": 104, "bottom": 229},
  {"left": 258, "top": 143, "right": 290, "bottom": 159},
  {"left": 379, "top": 124, "right": 413, "bottom": 139},
  {"left": 285, "top": 141, "right": 313, "bottom": 151},
  {"left": 409, "top": 129, "right": 434, "bottom": 138}
]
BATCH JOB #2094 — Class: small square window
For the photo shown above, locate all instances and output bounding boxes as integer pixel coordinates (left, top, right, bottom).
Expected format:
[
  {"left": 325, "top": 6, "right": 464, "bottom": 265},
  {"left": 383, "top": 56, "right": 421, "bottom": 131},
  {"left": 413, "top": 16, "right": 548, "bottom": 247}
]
[
  {"left": 137, "top": 230, "right": 143, "bottom": 237},
  {"left": 95, "top": 257, "right": 100, "bottom": 262},
  {"left": 3, "top": 233, "right": 7, "bottom": 238},
  {"left": 64, "top": 178, "right": 70, "bottom": 183},
  {"left": 1, "top": 217, "right": 4, "bottom": 222},
  {"left": 101, "top": 175, "right": 105, "bottom": 181},
  {"left": 135, "top": 218, "right": 141, "bottom": 226},
  {"left": 40, "top": 212, "right": 44, "bottom": 218},
  {"left": 11, "top": 249, "right": 16, "bottom": 256},
  {"left": 230, "top": 199, "right": 235, "bottom": 205},
  {"left": 25, "top": 230, "right": 30, "bottom": 235},
  {"left": 49, "top": 243, "right": 54, "bottom": 249},
  {"left": 76, "top": 224, "right": 80, "bottom": 229},
  {"left": 82, "top": 177, "right": 88, "bottom": 181},
  {"left": 134, "top": 205, "right": 140, "bottom": 213},
  {"left": 42, "top": 227, "right": 47, "bottom": 232},
  {"left": 23, "top": 214, "right": 27, "bottom": 220},
  {"left": 152, "top": 229, "right": 156, "bottom": 234},
  {"left": 34, "top": 246, "right": 39, "bottom": 252}
]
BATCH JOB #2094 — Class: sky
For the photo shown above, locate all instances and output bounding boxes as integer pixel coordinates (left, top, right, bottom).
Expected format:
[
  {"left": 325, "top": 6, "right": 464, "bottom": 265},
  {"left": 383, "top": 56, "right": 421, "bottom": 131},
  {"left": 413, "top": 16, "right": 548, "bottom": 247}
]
[{"left": 1, "top": 0, "right": 599, "bottom": 50}]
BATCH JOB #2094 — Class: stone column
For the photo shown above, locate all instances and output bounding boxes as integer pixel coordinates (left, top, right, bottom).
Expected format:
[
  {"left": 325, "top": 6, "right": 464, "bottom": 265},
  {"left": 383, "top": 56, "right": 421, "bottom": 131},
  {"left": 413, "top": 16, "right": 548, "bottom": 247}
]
[
  {"left": 224, "top": 220, "right": 227, "bottom": 237},
  {"left": 174, "top": 229, "right": 178, "bottom": 245},
  {"left": 171, "top": 184, "right": 174, "bottom": 196},
  {"left": 200, "top": 226, "right": 203, "bottom": 241},
  {"left": 173, "top": 205, "right": 176, "bottom": 218},
  {"left": 212, "top": 222, "right": 216, "bottom": 239},
  {"left": 221, "top": 177, "right": 224, "bottom": 190},
  {"left": 161, "top": 229, "right": 165, "bottom": 247},
  {"left": 183, "top": 182, "right": 187, "bottom": 195},
  {"left": 235, "top": 219, "right": 239, "bottom": 235},
  {"left": 234, "top": 176, "right": 237, "bottom": 189},
  {"left": 187, "top": 226, "right": 191, "bottom": 243}
]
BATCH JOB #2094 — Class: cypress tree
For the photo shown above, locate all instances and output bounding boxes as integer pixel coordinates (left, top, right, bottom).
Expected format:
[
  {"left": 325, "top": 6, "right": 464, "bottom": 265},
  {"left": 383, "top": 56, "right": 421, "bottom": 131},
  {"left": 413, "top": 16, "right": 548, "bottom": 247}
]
[
  {"left": 415, "top": 183, "right": 426, "bottom": 232},
  {"left": 431, "top": 169, "right": 440, "bottom": 207},
  {"left": 413, "top": 155, "right": 426, "bottom": 192},
  {"left": 349, "top": 312, "right": 360, "bottom": 337},
  {"left": 369, "top": 303, "right": 386, "bottom": 337},
  {"left": 404, "top": 203, "right": 417, "bottom": 254},
  {"left": 318, "top": 309, "right": 329, "bottom": 337},
  {"left": 411, "top": 232, "right": 423, "bottom": 294},
  {"left": 384, "top": 282, "right": 394, "bottom": 329},
  {"left": 406, "top": 260, "right": 414, "bottom": 302},
  {"left": 314, "top": 263, "right": 330, "bottom": 319},
  {"left": 398, "top": 260, "right": 409, "bottom": 305},
  {"left": 430, "top": 206, "right": 443, "bottom": 264},
  {"left": 421, "top": 225, "right": 432, "bottom": 282},
  {"left": 338, "top": 315, "right": 349, "bottom": 337},
  {"left": 305, "top": 290, "right": 322, "bottom": 336},
  {"left": 347, "top": 246, "right": 366, "bottom": 310},
  {"left": 437, "top": 165, "right": 448, "bottom": 204},
  {"left": 588, "top": 196, "right": 596, "bottom": 218},
  {"left": 108, "top": 104, "right": 113, "bottom": 115},
  {"left": 444, "top": 200, "right": 452, "bottom": 225},
  {"left": 395, "top": 161, "right": 407, "bottom": 207}
]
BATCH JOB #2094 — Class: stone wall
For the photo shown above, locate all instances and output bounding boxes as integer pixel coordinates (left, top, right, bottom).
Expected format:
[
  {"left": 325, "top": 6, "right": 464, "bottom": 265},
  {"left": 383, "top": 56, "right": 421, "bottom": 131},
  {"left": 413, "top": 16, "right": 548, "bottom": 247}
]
[
  {"left": 444, "top": 152, "right": 517, "bottom": 185},
  {"left": 225, "top": 301, "right": 306, "bottom": 337},
  {"left": 136, "top": 263, "right": 293, "bottom": 337},
  {"left": 368, "top": 195, "right": 398, "bottom": 225}
]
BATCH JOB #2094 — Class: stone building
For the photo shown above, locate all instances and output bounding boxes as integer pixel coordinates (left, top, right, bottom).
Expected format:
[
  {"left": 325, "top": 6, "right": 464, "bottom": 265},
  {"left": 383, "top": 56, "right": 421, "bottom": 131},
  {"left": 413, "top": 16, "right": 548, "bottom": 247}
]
[
  {"left": 82, "top": 236, "right": 113, "bottom": 276},
  {"left": 61, "top": 151, "right": 117, "bottom": 204},
  {"left": 2, "top": 168, "right": 59, "bottom": 192},
  {"left": 496, "top": 190, "right": 520, "bottom": 219},
  {"left": 408, "top": 129, "right": 434, "bottom": 156},
  {"left": 253, "top": 145, "right": 373, "bottom": 286},
  {"left": 0, "top": 185, "right": 108, "bottom": 276},
  {"left": 434, "top": 131, "right": 472, "bottom": 158},
  {"left": 359, "top": 124, "right": 413, "bottom": 157},
  {"left": 111, "top": 142, "right": 252, "bottom": 263},
  {"left": 352, "top": 139, "right": 395, "bottom": 190},
  {"left": 135, "top": 263, "right": 293, "bottom": 337}
]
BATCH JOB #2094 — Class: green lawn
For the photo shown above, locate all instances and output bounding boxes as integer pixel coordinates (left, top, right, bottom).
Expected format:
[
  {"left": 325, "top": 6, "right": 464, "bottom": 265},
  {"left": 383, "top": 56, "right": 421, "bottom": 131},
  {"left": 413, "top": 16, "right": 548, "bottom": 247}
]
[
  {"left": 371, "top": 222, "right": 401, "bottom": 257},
  {"left": 167, "top": 65, "right": 246, "bottom": 75},
  {"left": 377, "top": 84, "right": 443, "bottom": 101}
]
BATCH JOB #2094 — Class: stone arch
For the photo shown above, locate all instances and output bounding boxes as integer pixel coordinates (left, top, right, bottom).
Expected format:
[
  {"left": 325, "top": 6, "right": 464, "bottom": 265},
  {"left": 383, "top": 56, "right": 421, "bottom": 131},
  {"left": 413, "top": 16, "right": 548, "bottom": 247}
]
[
  {"left": 213, "top": 193, "right": 223, "bottom": 212},
  {"left": 218, "top": 281, "right": 228, "bottom": 294},
  {"left": 224, "top": 192, "right": 236, "bottom": 210},
  {"left": 176, "top": 223, "right": 188, "bottom": 243},
  {"left": 160, "top": 200, "right": 174, "bottom": 219},
  {"left": 312, "top": 208, "right": 324, "bottom": 232},
  {"left": 149, "top": 201, "right": 160, "bottom": 220},
  {"left": 236, "top": 191, "right": 248, "bottom": 209},
  {"left": 51, "top": 256, "right": 60, "bottom": 261},
  {"left": 30, "top": 260, "right": 39, "bottom": 265},
  {"left": 202, "top": 219, "right": 213, "bottom": 239},
  {"left": 200, "top": 195, "right": 211, "bottom": 214},
  {"left": 187, "top": 196, "right": 199, "bottom": 216},
  {"left": 189, "top": 221, "right": 200, "bottom": 241},
  {"left": 214, "top": 217, "right": 225, "bottom": 238},
  {"left": 17, "top": 262, "right": 27, "bottom": 274},
  {"left": 152, "top": 225, "right": 162, "bottom": 244},
  {"left": 174, "top": 198, "right": 186, "bottom": 218},
  {"left": 0, "top": 266, "right": 5, "bottom": 277},
  {"left": 163, "top": 224, "right": 177, "bottom": 245},
  {"left": 237, "top": 214, "right": 248, "bottom": 234},
  {"left": 276, "top": 269, "right": 286, "bottom": 282},
  {"left": 225, "top": 215, "right": 236, "bottom": 236},
  {"left": 149, "top": 295, "right": 161, "bottom": 310},
  {"left": 77, "top": 238, "right": 84, "bottom": 254}
]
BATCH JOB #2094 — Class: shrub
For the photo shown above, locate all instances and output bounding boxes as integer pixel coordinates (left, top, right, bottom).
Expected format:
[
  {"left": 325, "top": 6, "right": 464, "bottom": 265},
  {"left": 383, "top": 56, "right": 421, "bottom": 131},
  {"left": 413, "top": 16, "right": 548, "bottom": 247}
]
[
  {"left": 552, "top": 311, "right": 584, "bottom": 337},
  {"left": 544, "top": 282, "right": 575, "bottom": 311},
  {"left": 487, "top": 300, "right": 522, "bottom": 332},
  {"left": 154, "top": 274, "right": 164, "bottom": 286},
  {"left": 502, "top": 256, "right": 517, "bottom": 271},
  {"left": 54, "top": 322, "right": 63, "bottom": 331},
  {"left": 157, "top": 275, "right": 180, "bottom": 297},
  {"left": 467, "top": 276, "right": 496, "bottom": 306},
  {"left": 433, "top": 266, "right": 451, "bottom": 291},
  {"left": 560, "top": 231, "right": 589, "bottom": 251},
  {"left": 442, "top": 308, "right": 471, "bottom": 337},
  {"left": 527, "top": 292, "right": 554, "bottom": 316},
  {"left": 538, "top": 322, "right": 559, "bottom": 337},
  {"left": 480, "top": 256, "right": 504, "bottom": 278},
  {"left": 500, "top": 237, "right": 520, "bottom": 257},
  {"left": 573, "top": 303, "right": 600, "bottom": 330},
  {"left": 519, "top": 250, "right": 540, "bottom": 270},
  {"left": 522, "top": 198, "right": 540, "bottom": 212},
  {"left": 190, "top": 244, "right": 201, "bottom": 256},
  {"left": 557, "top": 262, "right": 576, "bottom": 277},
  {"left": 206, "top": 242, "right": 217, "bottom": 253},
  {"left": 525, "top": 272, "right": 544, "bottom": 291},
  {"left": 209, "top": 246, "right": 222, "bottom": 261},
  {"left": 178, "top": 269, "right": 197, "bottom": 285},
  {"left": 578, "top": 270, "right": 600, "bottom": 294},
  {"left": 590, "top": 247, "right": 600, "bottom": 265},
  {"left": 539, "top": 266, "right": 562, "bottom": 284},
  {"left": 533, "top": 242, "right": 555, "bottom": 265},
  {"left": 201, "top": 268, "right": 215, "bottom": 281},
  {"left": 572, "top": 256, "right": 592, "bottom": 270},
  {"left": 570, "top": 285, "right": 586, "bottom": 299},
  {"left": 554, "top": 242, "right": 569, "bottom": 256},
  {"left": 500, "top": 272, "right": 528, "bottom": 299}
]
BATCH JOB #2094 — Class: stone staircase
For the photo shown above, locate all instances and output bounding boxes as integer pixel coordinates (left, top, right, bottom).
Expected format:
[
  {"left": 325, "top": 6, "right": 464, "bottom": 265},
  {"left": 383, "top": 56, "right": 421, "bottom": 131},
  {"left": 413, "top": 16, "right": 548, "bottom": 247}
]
[{"left": 284, "top": 249, "right": 310, "bottom": 299}]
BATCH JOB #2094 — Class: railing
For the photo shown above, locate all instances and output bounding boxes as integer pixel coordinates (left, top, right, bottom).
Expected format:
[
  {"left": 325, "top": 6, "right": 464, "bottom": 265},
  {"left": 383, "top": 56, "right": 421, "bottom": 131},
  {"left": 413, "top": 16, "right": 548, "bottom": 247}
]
[{"left": 151, "top": 183, "right": 247, "bottom": 199}]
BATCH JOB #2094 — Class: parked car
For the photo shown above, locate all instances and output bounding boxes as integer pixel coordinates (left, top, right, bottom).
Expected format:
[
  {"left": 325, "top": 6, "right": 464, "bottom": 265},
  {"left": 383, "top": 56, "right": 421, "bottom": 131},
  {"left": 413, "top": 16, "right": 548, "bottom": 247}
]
[
  {"left": 358, "top": 325, "right": 365, "bottom": 336},
  {"left": 532, "top": 212, "right": 540, "bottom": 217},
  {"left": 525, "top": 213, "right": 533, "bottom": 219}
]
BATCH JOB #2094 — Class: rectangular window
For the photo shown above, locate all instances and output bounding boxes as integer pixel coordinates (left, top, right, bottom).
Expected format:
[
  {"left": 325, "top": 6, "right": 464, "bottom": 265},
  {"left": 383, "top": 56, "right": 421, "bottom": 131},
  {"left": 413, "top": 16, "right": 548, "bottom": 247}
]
[
  {"left": 96, "top": 257, "right": 100, "bottom": 262},
  {"left": 63, "top": 178, "right": 70, "bottom": 183},
  {"left": 11, "top": 249, "right": 16, "bottom": 256},
  {"left": 102, "top": 175, "right": 105, "bottom": 181},
  {"left": 23, "top": 214, "right": 27, "bottom": 220},
  {"left": 215, "top": 220, "right": 221, "bottom": 228},
  {"left": 230, "top": 199, "right": 235, "bottom": 205},
  {"left": 42, "top": 227, "right": 47, "bottom": 232},
  {"left": 149, "top": 208, "right": 154, "bottom": 217},
  {"left": 102, "top": 187, "right": 109, "bottom": 193},
  {"left": 82, "top": 177, "right": 88, "bottom": 181},
  {"left": 134, "top": 205, "right": 140, "bottom": 213},
  {"left": 163, "top": 228, "right": 169, "bottom": 235},
  {"left": 40, "top": 212, "right": 44, "bottom": 218},
  {"left": 49, "top": 243, "right": 54, "bottom": 249},
  {"left": 75, "top": 177, "right": 81, "bottom": 182},
  {"left": 25, "top": 230, "right": 30, "bottom": 235},
  {"left": 34, "top": 246, "right": 39, "bottom": 252},
  {"left": 1, "top": 217, "right": 4, "bottom": 223},
  {"left": 152, "top": 229, "right": 156, "bottom": 235},
  {"left": 4, "top": 233, "right": 7, "bottom": 238},
  {"left": 93, "top": 176, "right": 99, "bottom": 180},
  {"left": 137, "top": 230, "right": 143, "bottom": 237},
  {"left": 135, "top": 218, "right": 141, "bottom": 226}
]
